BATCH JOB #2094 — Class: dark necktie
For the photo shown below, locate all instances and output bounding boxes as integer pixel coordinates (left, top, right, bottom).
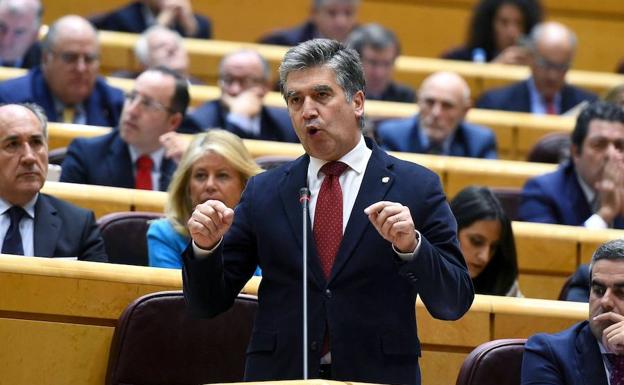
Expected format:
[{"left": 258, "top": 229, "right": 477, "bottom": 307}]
[
  {"left": 135, "top": 155, "right": 154, "bottom": 190},
  {"left": 313, "top": 161, "right": 348, "bottom": 279},
  {"left": 2, "top": 206, "right": 26, "bottom": 255},
  {"left": 607, "top": 353, "right": 624, "bottom": 385},
  {"left": 427, "top": 141, "right": 444, "bottom": 155}
]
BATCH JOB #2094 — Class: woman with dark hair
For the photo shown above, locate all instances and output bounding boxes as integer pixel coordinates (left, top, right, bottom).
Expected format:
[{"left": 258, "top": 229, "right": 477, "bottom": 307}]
[
  {"left": 443, "top": 0, "right": 543, "bottom": 65},
  {"left": 450, "top": 186, "right": 522, "bottom": 296}
]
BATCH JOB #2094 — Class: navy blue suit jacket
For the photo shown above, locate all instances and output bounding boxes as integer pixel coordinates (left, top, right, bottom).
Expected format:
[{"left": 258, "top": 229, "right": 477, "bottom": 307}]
[
  {"left": 519, "top": 161, "right": 624, "bottom": 228},
  {"left": 475, "top": 79, "right": 597, "bottom": 114},
  {"left": 90, "top": 1, "right": 212, "bottom": 38},
  {"left": 521, "top": 321, "right": 608, "bottom": 385},
  {"left": 259, "top": 21, "right": 317, "bottom": 46},
  {"left": 0, "top": 68, "right": 124, "bottom": 127},
  {"left": 60, "top": 130, "right": 176, "bottom": 191},
  {"left": 188, "top": 100, "right": 299, "bottom": 143},
  {"left": 376, "top": 115, "right": 498, "bottom": 159},
  {"left": 563, "top": 264, "right": 590, "bottom": 302},
  {"left": 33, "top": 193, "right": 108, "bottom": 262},
  {"left": 182, "top": 138, "right": 474, "bottom": 384}
]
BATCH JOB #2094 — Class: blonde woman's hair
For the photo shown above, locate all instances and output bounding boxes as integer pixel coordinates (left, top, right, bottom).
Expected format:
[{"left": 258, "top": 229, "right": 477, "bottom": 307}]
[{"left": 166, "top": 130, "right": 263, "bottom": 236}]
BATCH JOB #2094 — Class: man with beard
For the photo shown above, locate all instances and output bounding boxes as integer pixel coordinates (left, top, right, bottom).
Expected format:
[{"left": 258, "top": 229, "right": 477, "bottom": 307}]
[
  {"left": 521, "top": 238, "right": 624, "bottom": 385},
  {"left": 0, "top": 15, "right": 124, "bottom": 127}
]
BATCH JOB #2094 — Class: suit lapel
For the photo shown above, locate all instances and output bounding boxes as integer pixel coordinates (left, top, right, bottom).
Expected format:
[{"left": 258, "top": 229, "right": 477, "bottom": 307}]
[
  {"left": 329, "top": 143, "right": 394, "bottom": 283},
  {"left": 33, "top": 195, "right": 61, "bottom": 257},
  {"left": 576, "top": 321, "right": 609, "bottom": 385},
  {"left": 108, "top": 134, "right": 135, "bottom": 188},
  {"left": 159, "top": 157, "right": 176, "bottom": 191},
  {"left": 410, "top": 117, "right": 425, "bottom": 153}
]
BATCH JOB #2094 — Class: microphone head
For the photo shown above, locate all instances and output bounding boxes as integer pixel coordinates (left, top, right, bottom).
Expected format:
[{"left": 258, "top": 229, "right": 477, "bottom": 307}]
[{"left": 299, "top": 187, "right": 311, "bottom": 203}]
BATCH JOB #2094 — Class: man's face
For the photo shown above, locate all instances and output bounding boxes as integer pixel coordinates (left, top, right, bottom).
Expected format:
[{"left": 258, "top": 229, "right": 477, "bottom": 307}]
[
  {"left": 530, "top": 39, "right": 573, "bottom": 102},
  {"left": 418, "top": 75, "right": 469, "bottom": 144},
  {"left": 120, "top": 71, "right": 180, "bottom": 154},
  {"left": 42, "top": 21, "right": 100, "bottom": 105},
  {"left": 0, "top": 5, "right": 39, "bottom": 61},
  {"left": 284, "top": 66, "right": 364, "bottom": 161},
  {"left": 573, "top": 119, "right": 624, "bottom": 189},
  {"left": 312, "top": 0, "right": 358, "bottom": 42},
  {"left": 589, "top": 259, "right": 624, "bottom": 345},
  {"left": 218, "top": 52, "right": 268, "bottom": 99},
  {"left": 146, "top": 30, "right": 188, "bottom": 74},
  {"left": 360, "top": 45, "right": 396, "bottom": 97},
  {"left": 0, "top": 105, "right": 47, "bottom": 206}
]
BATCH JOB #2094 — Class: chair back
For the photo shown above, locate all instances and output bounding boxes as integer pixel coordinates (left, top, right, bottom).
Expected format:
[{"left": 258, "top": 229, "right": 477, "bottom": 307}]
[
  {"left": 97, "top": 211, "right": 164, "bottom": 266},
  {"left": 456, "top": 338, "right": 527, "bottom": 385},
  {"left": 527, "top": 132, "right": 571, "bottom": 164},
  {"left": 106, "top": 291, "right": 257, "bottom": 385}
]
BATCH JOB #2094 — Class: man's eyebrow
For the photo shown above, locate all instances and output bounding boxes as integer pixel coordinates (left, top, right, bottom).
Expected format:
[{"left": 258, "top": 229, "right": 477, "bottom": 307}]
[
  {"left": 312, "top": 85, "right": 333, "bottom": 92},
  {"left": 285, "top": 90, "right": 299, "bottom": 99}
]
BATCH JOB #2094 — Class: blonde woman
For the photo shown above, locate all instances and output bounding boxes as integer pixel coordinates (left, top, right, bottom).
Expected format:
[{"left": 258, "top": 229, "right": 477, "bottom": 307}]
[{"left": 148, "top": 130, "right": 262, "bottom": 268}]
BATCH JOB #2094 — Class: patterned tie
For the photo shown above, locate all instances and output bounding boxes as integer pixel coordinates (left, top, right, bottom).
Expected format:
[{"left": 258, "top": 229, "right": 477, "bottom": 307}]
[
  {"left": 607, "top": 354, "right": 624, "bottom": 385},
  {"left": 135, "top": 155, "right": 154, "bottom": 190},
  {"left": 2, "top": 206, "right": 26, "bottom": 255},
  {"left": 313, "top": 161, "right": 348, "bottom": 279}
]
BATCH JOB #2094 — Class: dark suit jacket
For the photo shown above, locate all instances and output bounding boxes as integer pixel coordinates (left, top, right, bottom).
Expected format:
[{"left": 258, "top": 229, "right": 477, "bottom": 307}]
[
  {"left": 60, "top": 130, "right": 176, "bottom": 191},
  {"left": 519, "top": 161, "right": 624, "bottom": 228},
  {"left": 1, "top": 42, "right": 41, "bottom": 69},
  {"left": 188, "top": 100, "right": 299, "bottom": 142},
  {"left": 259, "top": 21, "right": 318, "bottom": 46},
  {"left": 376, "top": 115, "right": 498, "bottom": 159},
  {"left": 563, "top": 264, "right": 590, "bottom": 302},
  {"left": 367, "top": 82, "right": 416, "bottom": 103},
  {"left": 0, "top": 67, "right": 124, "bottom": 127},
  {"left": 521, "top": 321, "right": 608, "bottom": 385},
  {"left": 182, "top": 138, "right": 474, "bottom": 384},
  {"left": 475, "top": 79, "right": 598, "bottom": 114},
  {"left": 90, "top": 1, "right": 211, "bottom": 38},
  {"left": 33, "top": 193, "right": 108, "bottom": 262}
]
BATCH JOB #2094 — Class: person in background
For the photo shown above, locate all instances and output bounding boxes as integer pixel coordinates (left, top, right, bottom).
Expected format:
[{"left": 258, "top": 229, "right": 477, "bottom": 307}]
[
  {"left": 443, "top": 0, "right": 542, "bottom": 65},
  {"left": 90, "top": 0, "right": 211, "bottom": 39},
  {"left": 148, "top": 130, "right": 262, "bottom": 269},
  {"left": 0, "top": 0, "right": 42, "bottom": 68},
  {"left": 604, "top": 84, "right": 624, "bottom": 108},
  {"left": 346, "top": 23, "right": 415, "bottom": 103},
  {"left": 259, "top": 0, "right": 359, "bottom": 46},
  {"left": 450, "top": 186, "right": 521, "bottom": 297}
]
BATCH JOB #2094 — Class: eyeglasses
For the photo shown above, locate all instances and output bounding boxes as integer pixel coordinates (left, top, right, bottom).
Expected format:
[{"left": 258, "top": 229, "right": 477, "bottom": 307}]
[
  {"left": 219, "top": 75, "right": 265, "bottom": 90},
  {"left": 50, "top": 51, "right": 100, "bottom": 66},
  {"left": 124, "top": 91, "right": 173, "bottom": 113},
  {"left": 534, "top": 55, "right": 570, "bottom": 73}
]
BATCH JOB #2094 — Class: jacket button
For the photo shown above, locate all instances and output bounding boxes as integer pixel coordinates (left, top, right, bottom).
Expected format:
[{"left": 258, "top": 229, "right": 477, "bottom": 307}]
[
  {"left": 325, "top": 289, "right": 332, "bottom": 299},
  {"left": 310, "top": 341, "right": 318, "bottom": 351}
]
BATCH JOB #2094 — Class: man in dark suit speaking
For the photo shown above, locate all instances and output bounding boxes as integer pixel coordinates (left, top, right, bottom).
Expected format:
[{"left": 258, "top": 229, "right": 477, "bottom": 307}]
[
  {"left": 0, "top": 103, "right": 107, "bottom": 261},
  {"left": 182, "top": 39, "right": 474, "bottom": 384}
]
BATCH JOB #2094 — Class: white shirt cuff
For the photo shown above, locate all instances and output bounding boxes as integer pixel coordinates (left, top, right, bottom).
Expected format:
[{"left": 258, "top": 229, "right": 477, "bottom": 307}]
[
  {"left": 191, "top": 237, "right": 222, "bottom": 259},
  {"left": 584, "top": 214, "right": 609, "bottom": 229},
  {"left": 392, "top": 230, "right": 422, "bottom": 261}
]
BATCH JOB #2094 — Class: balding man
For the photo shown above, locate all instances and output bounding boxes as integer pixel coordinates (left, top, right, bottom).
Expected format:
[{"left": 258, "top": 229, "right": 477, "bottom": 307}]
[
  {"left": 476, "top": 21, "right": 597, "bottom": 115},
  {"left": 377, "top": 71, "right": 497, "bottom": 158},
  {"left": 187, "top": 49, "right": 297, "bottom": 142},
  {"left": 0, "top": 103, "right": 107, "bottom": 261},
  {"left": 0, "top": 15, "right": 124, "bottom": 126},
  {"left": 0, "top": 0, "right": 42, "bottom": 68},
  {"left": 260, "top": 0, "right": 359, "bottom": 46}
]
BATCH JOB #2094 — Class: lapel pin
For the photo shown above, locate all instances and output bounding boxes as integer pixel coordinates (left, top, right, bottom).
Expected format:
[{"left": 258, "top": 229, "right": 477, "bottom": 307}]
[{"left": 382, "top": 176, "right": 390, "bottom": 183}]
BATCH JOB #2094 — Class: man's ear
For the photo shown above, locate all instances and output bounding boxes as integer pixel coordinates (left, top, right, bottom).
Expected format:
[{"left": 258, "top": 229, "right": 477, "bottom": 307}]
[
  {"left": 353, "top": 90, "right": 365, "bottom": 118},
  {"left": 169, "top": 112, "right": 183, "bottom": 131}
]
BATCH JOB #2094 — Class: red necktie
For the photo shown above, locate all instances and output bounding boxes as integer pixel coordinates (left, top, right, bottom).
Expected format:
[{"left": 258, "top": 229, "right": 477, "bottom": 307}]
[
  {"left": 135, "top": 155, "right": 153, "bottom": 190},
  {"left": 313, "top": 161, "right": 348, "bottom": 279},
  {"left": 546, "top": 100, "right": 556, "bottom": 115},
  {"left": 608, "top": 354, "right": 624, "bottom": 385}
]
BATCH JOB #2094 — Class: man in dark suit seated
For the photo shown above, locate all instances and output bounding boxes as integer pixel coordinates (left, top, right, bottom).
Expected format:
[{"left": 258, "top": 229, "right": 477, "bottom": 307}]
[
  {"left": 0, "top": 0, "right": 42, "bottom": 69},
  {"left": 376, "top": 71, "right": 497, "bottom": 158},
  {"left": 60, "top": 66, "right": 189, "bottom": 191},
  {"left": 346, "top": 23, "right": 415, "bottom": 103},
  {"left": 0, "top": 103, "right": 107, "bottom": 262},
  {"left": 0, "top": 15, "right": 125, "bottom": 127},
  {"left": 187, "top": 49, "right": 298, "bottom": 142},
  {"left": 90, "top": 0, "right": 211, "bottom": 39},
  {"left": 519, "top": 101, "right": 624, "bottom": 228},
  {"left": 182, "top": 38, "right": 474, "bottom": 384},
  {"left": 521, "top": 239, "right": 624, "bottom": 385},
  {"left": 476, "top": 21, "right": 597, "bottom": 115},
  {"left": 259, "top": 0, "right": 359, "bottom": 46}
]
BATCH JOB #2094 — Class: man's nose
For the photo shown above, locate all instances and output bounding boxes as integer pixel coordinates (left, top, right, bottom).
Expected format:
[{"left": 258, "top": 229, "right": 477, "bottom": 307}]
[
  {"left": 302, "top": 97, "right": 318, "bottom": 119},
  {"left": 600, "top": 288, "right": 615, "bottom": 310}
]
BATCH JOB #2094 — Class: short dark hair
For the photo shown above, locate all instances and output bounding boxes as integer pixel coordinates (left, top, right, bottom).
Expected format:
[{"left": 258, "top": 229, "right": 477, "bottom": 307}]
[
  {"left": 571, "top": 101, "right": 624, "bottom": 150},
  {"left": 450, "top": 185, "right": 519, "bottom": 296},
  {"left": 346, "top": 23, "right": 400, "bottom": 57},
  {"left": 590, "top": 239, "right": 624, "bottom": 276},
  {"left": 147, "top": 66, "right": 190, "bottom": 116}
]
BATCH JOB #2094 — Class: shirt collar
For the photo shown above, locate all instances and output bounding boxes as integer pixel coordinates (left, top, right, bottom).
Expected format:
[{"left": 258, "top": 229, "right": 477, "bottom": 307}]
[
  {"left": 575, "top": 168, "right": 596, "bottom": 208},
  {"left": 128, "top": 145, "right": 165, "bottom": 172},
  {"left": 528, "top": 77, "right": 562, "bottom": 114},
  {"left": 309, "top": 135, "right": 370, "bottom": 178},
  {"left": 0, "top": 194, "right": 38, "bottom": 219},
  {"left": 418, "top": 117, "right": 456, "bottom": 154}
]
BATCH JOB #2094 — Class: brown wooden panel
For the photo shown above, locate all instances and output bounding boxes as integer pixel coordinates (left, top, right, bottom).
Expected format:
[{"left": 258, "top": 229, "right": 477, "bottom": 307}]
[
  {"left": 512, "top": 222, "right": 579, "bottom": 274},
  {"left": 420, "top": 350, "right": 468, "bottom": 385},
  {"left": 518, "top": 274, "right": 568, "bottom": 300}
]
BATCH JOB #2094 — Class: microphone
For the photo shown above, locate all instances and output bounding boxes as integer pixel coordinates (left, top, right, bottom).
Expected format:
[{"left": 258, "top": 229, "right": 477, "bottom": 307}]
[{"left": 299, "top": 187, "right": 310, "bottom": 379}]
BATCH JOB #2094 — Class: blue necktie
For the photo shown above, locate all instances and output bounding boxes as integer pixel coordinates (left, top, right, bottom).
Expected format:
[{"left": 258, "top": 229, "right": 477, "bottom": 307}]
[{"left": 2, "top": 206, "right": 26, "bottom": 255}]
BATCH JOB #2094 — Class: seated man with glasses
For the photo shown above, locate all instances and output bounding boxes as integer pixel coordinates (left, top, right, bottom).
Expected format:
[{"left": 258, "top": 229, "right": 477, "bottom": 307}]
[
  {"left": 186, "top": 49, "right": 298, "bottom": 143},
  {"left": 60, "top": 66, "right": 189, "bottom": 191},
  {"left": 519, "top": 101, "right": 624, "bottom": 228},
  {"left": 476, "top": 21, "right": 597, "bottom": 115},
  {"left": 0, "top": 15, "right": 125, "bottom": 127}
]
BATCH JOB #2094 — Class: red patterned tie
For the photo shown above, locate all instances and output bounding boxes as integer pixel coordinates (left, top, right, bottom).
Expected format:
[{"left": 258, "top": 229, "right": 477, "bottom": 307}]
[
  {"left": 314, "top": 161, "right": 348, "bottom": 279},
  {"left": 135, "top": 155, "right": 153, "bottom": 190},
  {"left": 608, "top": 354, "right": 624, "bottom": 385}
]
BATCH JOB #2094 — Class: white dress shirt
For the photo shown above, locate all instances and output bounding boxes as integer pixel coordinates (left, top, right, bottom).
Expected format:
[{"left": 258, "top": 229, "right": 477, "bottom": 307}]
[{"left": 0, "top": 195, "right": 38, "bottom": 256}]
